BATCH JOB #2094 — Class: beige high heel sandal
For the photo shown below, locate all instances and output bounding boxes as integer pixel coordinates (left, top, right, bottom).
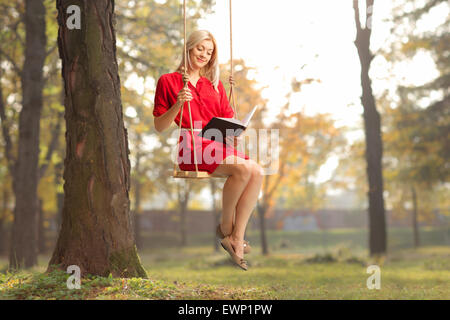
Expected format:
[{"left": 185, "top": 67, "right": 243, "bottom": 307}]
[{"left": 220, "top": 236, "right": 248, "bottom": 271}]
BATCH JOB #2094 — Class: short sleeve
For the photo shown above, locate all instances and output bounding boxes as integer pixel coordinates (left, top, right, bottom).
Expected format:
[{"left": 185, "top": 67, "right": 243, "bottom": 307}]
[
  {"left": 153, "top": 76, "right": 169, "bottom": 117},
  {"left": 218, "top": 80, "right": 234, "bottom": 118}
]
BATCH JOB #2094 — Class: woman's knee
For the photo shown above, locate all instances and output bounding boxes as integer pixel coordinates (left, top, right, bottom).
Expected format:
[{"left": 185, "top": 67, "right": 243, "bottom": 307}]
[
  {"left": 232, "top": 161, "right": 253, "bottom": 182},
  {"left": 250, "top": 162, "right": 264, "bottom": 181}
]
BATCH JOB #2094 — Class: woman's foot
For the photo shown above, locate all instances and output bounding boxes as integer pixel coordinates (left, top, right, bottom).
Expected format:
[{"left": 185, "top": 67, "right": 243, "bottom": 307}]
[
  {"left": 217, "top": 223, "right": 252, "bottom": 254},
  {"left": 228, "top": 235, "right": 244, "bottom": 259}
]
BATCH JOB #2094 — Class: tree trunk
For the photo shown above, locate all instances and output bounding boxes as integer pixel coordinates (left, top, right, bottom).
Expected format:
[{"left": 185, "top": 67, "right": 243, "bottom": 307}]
[
  {"left": 257, "top": 201, "right": 269, "bottom": 255},
  {"left": 180, "top": 200, "right": 187, "bottom": 246},
  {"left": 177, "top": 181, "right": 190, "bottom": 247},
  {"left": 353, "top": 0, "right": 387, "bottom": 256},
  {"left": 0, "top": 189, "right": 9, "bottom": 256},
  {"left": 48, "top": 0, "right": 146, "bottom": 278},
  {"left": 38, "top": 198, "right": 46, "bottom": 253},
  {"left": 9, "top": 0, "right": 46, "bottom": 269},
  {"left": 210, "top": 180, "right": 220, "bottom": 252},
  {"left": 0, "top": 219, "right": 5, "bottom": 256},
  {"left": 411, "top": 185, "right": 420, "bottom": 248}
]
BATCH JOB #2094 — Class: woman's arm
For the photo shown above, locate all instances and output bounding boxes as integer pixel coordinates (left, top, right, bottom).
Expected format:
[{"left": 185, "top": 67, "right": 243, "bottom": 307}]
[{"left": 154, "top": 87, "right": 193, "bottom": 132}]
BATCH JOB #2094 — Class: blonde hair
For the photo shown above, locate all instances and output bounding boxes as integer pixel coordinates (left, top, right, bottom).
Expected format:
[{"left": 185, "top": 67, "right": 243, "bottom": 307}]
[{"left": 176, "top": 30, "right": 220, "bottom": 91}]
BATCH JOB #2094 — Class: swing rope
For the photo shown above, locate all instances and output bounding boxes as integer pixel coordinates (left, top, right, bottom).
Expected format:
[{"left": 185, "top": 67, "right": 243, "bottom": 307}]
[
  {"left": 228, "top": 0, "right": 238, "bottom": 119},
  {"left": 173, "top": 0, "right": 237, "bottom": 178},
  {"left": 173, "top": 0, "right": 201, "bottom": 176}
]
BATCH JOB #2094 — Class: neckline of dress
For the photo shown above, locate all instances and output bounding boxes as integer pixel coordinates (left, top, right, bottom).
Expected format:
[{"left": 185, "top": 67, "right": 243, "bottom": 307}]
[{"left": 175, "top": 71, "right": 205, "bottom": 88}]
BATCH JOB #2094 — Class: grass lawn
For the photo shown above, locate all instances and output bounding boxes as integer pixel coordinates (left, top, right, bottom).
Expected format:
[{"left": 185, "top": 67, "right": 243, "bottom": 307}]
[{"left": 0, "top": 228, "right": 449, "bottom": 300}]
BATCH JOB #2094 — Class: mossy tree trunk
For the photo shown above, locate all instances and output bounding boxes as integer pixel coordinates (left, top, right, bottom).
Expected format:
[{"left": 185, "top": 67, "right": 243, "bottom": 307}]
[
  {"left": 48, "top": 0, "right": 146, "bottom": 278},
  {"left": 9, "top": 0, "right": 46, "bottom": 269}
]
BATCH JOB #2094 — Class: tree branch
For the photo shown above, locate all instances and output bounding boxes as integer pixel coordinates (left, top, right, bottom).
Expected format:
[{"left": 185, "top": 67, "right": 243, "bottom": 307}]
[
  {"left": 46, "top": 44, "right": 58, "bottom": 58},
  {"left": 353, "top": 0, "right": 362, "bottom": 32}
]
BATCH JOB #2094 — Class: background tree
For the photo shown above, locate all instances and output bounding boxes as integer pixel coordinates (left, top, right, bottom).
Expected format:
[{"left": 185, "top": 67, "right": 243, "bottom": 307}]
[
  {"left": 0, "top": 0, "right": 63, "bottom": 264},
  {"left": 353, "top": 0, "right": 387, "bottom": 256},
  {"left": 0, "top": 0, "right": 47, "bottom": 269}
]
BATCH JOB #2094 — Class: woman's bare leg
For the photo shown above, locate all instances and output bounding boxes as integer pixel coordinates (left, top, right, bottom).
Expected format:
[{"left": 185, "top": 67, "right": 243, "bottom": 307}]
[
  {"left": 230, "top": 163, "right": 263, "bottom": 258},
  {"left": 214, "top": 156, "right": 253, "bottom": 236}
]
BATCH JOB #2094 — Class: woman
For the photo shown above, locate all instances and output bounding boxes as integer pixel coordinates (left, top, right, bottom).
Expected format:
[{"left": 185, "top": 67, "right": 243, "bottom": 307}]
[{"left": 153, "top": 30, "right": 263, "bottom": 270}]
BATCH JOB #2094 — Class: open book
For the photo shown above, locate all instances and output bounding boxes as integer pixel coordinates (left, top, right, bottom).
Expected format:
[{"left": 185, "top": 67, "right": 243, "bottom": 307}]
[{"left": 198, "top": 105, "right": 258, "bottom": 140}]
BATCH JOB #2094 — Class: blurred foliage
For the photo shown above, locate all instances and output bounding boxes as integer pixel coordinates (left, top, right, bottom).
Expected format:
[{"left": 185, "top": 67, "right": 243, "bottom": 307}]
[
  {"left": 387, "top": 0, "right": 449, "bottom": 184},
  {"left": 0, "top": 0, "right": 64, "bottom": 227},
  {"left": 382, "top": 0, "right": 449, "bottom": 222},
  {"left": 266, "top": 80, "right": 346, "bottom": 213}
]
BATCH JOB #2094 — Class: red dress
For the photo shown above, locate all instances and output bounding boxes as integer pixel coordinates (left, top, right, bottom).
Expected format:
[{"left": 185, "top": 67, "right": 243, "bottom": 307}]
[{"left": 153, "top": 71, "right": 249, "bottom": 174}]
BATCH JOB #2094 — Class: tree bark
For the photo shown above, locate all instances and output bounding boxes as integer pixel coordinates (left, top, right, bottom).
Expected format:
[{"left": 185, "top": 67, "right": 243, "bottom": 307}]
[
  {"left": 48, "top": 0, "right": 146, "bottom": 277},
  {"left": 9, "top": 0, "right": 46, "bottom": 269},
  {"left": 411, "top": 185, "right": 420, "bottom": 248},
  {"left": 353, "top": 0, "right": 387, "bottom": 256}
]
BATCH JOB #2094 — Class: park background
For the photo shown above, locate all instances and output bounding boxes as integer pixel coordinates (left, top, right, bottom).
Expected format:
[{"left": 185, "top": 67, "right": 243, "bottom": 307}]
[{"left": 0, "top": 0, "right": 448, "bottom": 299}]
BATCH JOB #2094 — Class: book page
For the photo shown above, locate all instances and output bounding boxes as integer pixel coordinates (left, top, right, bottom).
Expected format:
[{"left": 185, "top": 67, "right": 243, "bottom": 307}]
[
  {"left": 242, "top": 105, "right": 258, "bottom": 127},
  {"left": 215, "top": 117, "right": 243, "bottom": 126}
]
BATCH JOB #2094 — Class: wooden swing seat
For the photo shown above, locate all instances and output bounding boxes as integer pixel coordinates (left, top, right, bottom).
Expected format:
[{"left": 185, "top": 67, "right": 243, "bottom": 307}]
[{"left": 173, "top": 170, "right": 229, "bottom": 179}]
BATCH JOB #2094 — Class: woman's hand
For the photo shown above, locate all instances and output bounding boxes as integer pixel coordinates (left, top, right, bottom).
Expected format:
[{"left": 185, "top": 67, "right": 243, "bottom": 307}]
[
  {"left": 177, "top": 87, "right": 193, "bottom": 104},
  {"left": 228, "top": 75, "right": 235, "bottom": 86}
]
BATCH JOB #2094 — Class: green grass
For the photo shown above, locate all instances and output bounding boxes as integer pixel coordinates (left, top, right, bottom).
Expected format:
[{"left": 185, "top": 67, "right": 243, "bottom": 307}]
[{"left": 0, "top": 228, "right": 449, "bottom": 300}]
